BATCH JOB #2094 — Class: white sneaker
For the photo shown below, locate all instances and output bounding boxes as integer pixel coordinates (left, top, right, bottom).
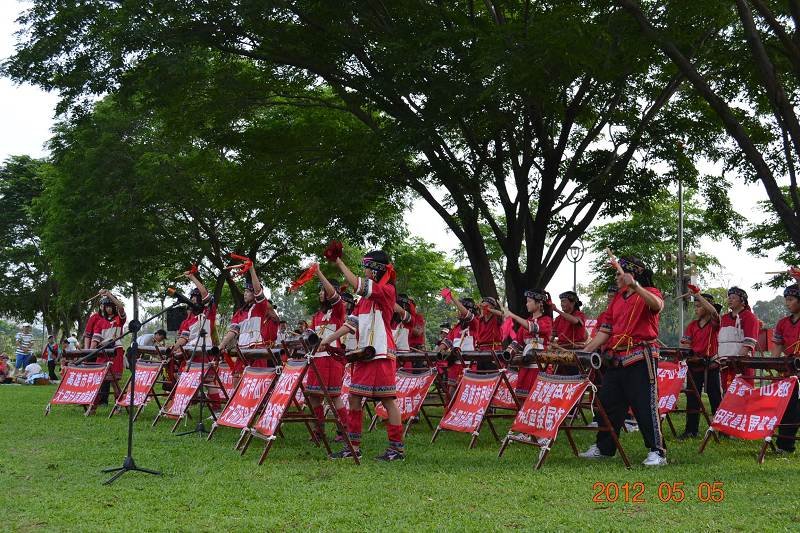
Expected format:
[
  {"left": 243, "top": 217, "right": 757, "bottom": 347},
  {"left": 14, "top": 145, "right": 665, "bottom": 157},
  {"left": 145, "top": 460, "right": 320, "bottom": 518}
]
[
  {"left": 624, "top": 420, "right": 639, "bottom": 432},
  {"left": 642, "top": 451, "right": 667, "bottom": 466},
  {"left": 587, "top": 421, "right": 598, "bottom": 428},
  {"left": 579, "top": 444, "right": 609, "bottom": 458}
]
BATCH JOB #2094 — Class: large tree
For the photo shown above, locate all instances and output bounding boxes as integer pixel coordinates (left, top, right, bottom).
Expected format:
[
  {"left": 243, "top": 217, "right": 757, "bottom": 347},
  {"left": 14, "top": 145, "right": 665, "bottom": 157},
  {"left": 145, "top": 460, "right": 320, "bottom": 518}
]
[
  {"left": 41, "top": 92, "right": 406, "bottom": 321},
  {"left": 620, "top": 0, "right": 800, "bottom": 255},
  {"left": 3, "top": 1, "right": 710, "bottom": 310},
  {"left": 584, "top": 185, "right": 743, "bottom": 342},
  {"left": 0, "top": 155, "right": 83, "bottom": 335}
]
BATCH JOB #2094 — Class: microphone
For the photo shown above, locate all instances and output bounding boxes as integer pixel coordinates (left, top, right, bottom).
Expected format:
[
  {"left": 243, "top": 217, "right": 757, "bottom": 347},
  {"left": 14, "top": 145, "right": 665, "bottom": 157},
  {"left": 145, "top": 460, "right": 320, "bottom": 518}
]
[{"left": 166, "top": 287, "right": 202, "bottom": 313}]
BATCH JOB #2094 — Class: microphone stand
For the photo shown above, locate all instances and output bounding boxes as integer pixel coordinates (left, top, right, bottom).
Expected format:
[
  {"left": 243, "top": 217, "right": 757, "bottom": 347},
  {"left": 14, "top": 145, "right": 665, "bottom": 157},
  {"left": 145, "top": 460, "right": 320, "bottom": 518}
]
[
  {"left": 102, "top": 301, "right": 180, "bottom": 484},
  {"left": 176, "top": 313, "right": 212, "bottom": 437}
]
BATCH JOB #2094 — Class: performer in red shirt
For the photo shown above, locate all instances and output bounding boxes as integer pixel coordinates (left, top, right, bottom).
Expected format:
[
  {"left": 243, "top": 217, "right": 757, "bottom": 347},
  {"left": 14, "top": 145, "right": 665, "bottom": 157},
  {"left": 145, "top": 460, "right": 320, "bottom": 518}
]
[
  {"left": 718, "top": 286, "right": 759, "bottom": 388},
  {"left": 219, "top": 263, "right": 278, "bottom": 368},
  {"left": 171, "top": 269, "right": 224, "bottom": 411},
  {"left": 307, "top": 268, "right": 348, "bottom": 440},
  {"left": 580, "top": 256, "right": 666, "bottom": 466},
  {"left": 86, "top": 290, "right": 126, "bottom": 411},
  {"left": 391, "top": 293, "right": 415, "bottom": 354},
  {"left": 770, "top": 283, "right": 800, "bottom": 453},
  {"left": 173, "top": 269, "right": 216, "bottom": 363},
  {"left": 679, "top": 287, "right": 722, "bottom": 439},
  {"left": 408, "top": 297, "right": 426, "bottom": 350},
  {"left": 450, "top": 292, "right": 504, "bottom": 370},
  {"left": 503, "top": 289, "right": 553, "bottom": 398},
  {"left": 322, "top": 248, "right": 405, "bottom": 461},
  {"left": 552, "top": 291, "right": 587, "bottom": 349},
  {"left": 437, "top": 297, "right": 479, "bottom": 398}
]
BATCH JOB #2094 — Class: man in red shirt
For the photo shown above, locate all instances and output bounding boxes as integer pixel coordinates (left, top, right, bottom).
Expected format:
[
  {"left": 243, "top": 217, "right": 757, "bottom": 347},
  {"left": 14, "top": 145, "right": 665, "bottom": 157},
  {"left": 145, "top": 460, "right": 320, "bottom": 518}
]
[
  {"left": 770, "top": 283, "right": 800, "bottom": 452},
  {"left": 680, "top": 288, "right": 721, "bottom": 439},
  {"left": 552, "top": 291, "right": 588, "bottom": 349},
  {"left": 580, "top": 256, "right": 667, "bottom": 466}
]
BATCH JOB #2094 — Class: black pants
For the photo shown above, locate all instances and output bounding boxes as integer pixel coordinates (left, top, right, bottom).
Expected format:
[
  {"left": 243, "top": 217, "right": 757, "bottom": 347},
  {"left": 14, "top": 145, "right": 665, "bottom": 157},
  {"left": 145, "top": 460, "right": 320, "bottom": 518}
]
[
  {"left": 47, "top": 360, "right": 59, "bottom": 381},
  {"left": 596, "top": 358, "right": 665, "bottom": 457},
  {"left": 778, "top": 382, "right": 800, "bottom": 452},
  {"left": 98, "top": 380, "right": 111, "bottom": 405},
  {"left": 685, "top": 367, "right": 722, "bottom": 434}
]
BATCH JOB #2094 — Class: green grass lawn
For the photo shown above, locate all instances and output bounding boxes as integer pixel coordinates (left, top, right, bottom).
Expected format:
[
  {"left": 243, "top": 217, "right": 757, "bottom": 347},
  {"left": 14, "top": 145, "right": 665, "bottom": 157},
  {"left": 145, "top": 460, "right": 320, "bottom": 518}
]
[{"left": 1, "top": 381, "right": 798, "bottom": 532}]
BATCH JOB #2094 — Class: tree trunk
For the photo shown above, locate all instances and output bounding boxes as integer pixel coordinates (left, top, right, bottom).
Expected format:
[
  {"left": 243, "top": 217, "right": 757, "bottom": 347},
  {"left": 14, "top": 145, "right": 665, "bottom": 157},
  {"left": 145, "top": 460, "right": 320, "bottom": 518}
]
[{"left": 461, "top": 217, "right": 498, "bottom": 299}]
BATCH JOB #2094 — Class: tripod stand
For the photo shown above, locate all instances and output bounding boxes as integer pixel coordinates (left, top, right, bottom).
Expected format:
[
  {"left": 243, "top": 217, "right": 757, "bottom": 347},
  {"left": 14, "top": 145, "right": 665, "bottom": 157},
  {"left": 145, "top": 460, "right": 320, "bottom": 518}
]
[
  {"left": 102, "top": 303, "right": 180, "bottom": 484},
  {"left": 176, "top": 315, "right": 213, "bottom": 437}
]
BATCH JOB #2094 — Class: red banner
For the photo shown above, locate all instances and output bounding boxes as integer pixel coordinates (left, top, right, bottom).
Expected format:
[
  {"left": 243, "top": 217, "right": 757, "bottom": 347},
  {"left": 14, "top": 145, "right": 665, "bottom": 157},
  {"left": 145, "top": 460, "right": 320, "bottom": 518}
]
[
  {"left": 439, "top": 372, "right": 501, "bottom": 433},
  {"left": 711, "top": 375, "right": 799, "bottom": 439},
  {"left": 657, "top": 361, "right": 687, "bottom": 415},
  {"left": 491, "top": 370, "right": 519, "bottom": 409},
  {"left": 116, "top": 361, "right": 162, "bottom": 407},
  {"left": 511, "top": 374, "right": 591, "bottom": 441},
  {"left": 50, "top": 365, "right": 108, "bottom": 405},
  {"left": 253, "top": 360, "right": 306, "bottom": 437},
  {"left": 375, "top": 369, "right": 437, "bottom": 421},
  {"left": 216, "top": 364, "right": 237, "bottom": 398},
  {"left": 163, "top": 365, "right": 204, "bottom": 417},
  {"left": 216, "top": 367, "right": 276, "bottom": 429}
]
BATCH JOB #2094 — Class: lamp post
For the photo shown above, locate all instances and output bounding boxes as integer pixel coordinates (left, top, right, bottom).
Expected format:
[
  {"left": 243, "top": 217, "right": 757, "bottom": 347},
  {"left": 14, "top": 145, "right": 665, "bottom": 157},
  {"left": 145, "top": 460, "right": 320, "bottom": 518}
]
[{"left": 566, "top": 240, "right": 586, "bottom": 293}]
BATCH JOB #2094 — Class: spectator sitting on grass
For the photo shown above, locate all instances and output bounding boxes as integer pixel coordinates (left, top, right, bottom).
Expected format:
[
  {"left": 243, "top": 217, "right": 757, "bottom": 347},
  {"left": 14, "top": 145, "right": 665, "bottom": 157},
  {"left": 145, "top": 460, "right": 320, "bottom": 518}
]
[
  {"left": 17, "top": 355, "right": 48, "bottom": 384},
  {"left": 0, "top": 353, "right": 10, "bottom": 383}
]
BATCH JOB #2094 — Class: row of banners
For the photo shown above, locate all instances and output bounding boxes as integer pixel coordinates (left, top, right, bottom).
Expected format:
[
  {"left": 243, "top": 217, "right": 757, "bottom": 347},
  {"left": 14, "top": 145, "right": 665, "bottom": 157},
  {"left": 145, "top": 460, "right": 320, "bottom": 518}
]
[{"left": 49, "top": 357, "right": 799, "bottom": 446}]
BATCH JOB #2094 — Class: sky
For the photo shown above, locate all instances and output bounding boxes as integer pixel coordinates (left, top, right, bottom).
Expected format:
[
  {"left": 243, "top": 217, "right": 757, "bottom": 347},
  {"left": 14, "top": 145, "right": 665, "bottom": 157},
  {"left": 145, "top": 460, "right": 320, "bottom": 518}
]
[{"left": 0, "top": 2, "right": 785, "bottom": 309}]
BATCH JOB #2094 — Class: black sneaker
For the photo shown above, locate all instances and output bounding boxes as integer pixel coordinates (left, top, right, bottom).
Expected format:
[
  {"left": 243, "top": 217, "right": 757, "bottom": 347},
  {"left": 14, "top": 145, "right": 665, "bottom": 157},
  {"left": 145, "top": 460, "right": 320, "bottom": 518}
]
[
  {"left": 678, "top": 431, "right": 698, "bottom": 441},
  {"left": 375, "top": 447, "right": 405, "bottom": 462},
  {"left": 329, "top": 447, "right": 361, "bottom": 460}
]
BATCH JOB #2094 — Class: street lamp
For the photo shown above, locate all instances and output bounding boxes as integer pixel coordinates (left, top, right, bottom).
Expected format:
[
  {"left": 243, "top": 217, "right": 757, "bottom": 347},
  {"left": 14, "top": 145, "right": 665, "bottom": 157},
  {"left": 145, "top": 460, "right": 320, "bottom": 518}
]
[{"left": 566, "top": 240, "right": 586, "bottom": 293}]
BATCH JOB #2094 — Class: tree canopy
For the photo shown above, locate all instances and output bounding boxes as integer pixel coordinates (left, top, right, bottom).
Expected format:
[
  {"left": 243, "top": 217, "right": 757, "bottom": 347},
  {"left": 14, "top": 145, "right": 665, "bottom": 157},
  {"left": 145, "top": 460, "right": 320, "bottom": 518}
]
[{"left": 2, "top": 0, "right": 726, "bottom": 310}]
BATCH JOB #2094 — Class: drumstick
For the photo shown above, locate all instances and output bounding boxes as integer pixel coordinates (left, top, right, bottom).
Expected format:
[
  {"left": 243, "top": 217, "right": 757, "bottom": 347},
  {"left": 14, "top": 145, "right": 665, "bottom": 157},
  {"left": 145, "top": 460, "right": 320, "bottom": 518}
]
[
  {"left": 765, "top": 271, "right": 787, "bottom": 275},
  {"left": 673, "top": 292, "right": 692, "bottom": 301},
  {"left": 605, "top": 248, "right": 625, "bottom": 276},
  {"left": 84, "top": 293, "right": 101, "bottom": 304}
]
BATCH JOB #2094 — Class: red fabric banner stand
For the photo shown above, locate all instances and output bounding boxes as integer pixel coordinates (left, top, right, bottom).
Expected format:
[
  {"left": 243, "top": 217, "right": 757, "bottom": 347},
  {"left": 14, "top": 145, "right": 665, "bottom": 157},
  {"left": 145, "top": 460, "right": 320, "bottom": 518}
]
[
  {"left": 431, "top": 370, "right": 518, "bottom": 448},
  {"left": 45, "top": 363, "right": 120, "bottom": 416},
  {"left": 216, "top": 363, "right": 239, "bottom": 400},
  {"left": 151, "top": 363, "right": 228, "bottom": 431},
  {"left": 657, "top": 361, "right": 686, "bottom": 415},
  {"left": 512, "top": 349, "right": 630, "bottom": 467},
  {"left": 491, "top": 370, "right": 519, "bottom": 410},
  {"left": 699, "top": 375, "right": 799, "bottom": 462},
  {"left": 109, "top": 360, "right": 165, "bottom": 421},
  {"left": 369, "top": 369, "right": 437, "bottom": 437},
  {"left": 657, "top": 349, "right": 717, "bottom": 441},
  {"left": 238, "top": 357, "right": 359, "bottom": 465},
  {"left": 498, "top": 373, "right": 591, "bottom": 469},
  {"left": 207, "top": 366, "right": 278, "bottom": 448}
]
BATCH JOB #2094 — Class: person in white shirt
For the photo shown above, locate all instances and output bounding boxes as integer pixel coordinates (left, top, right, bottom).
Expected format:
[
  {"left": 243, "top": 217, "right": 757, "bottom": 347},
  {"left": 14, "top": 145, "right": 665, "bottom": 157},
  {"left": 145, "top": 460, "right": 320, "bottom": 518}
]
[
  {"left": 138, "top": 329, "right": 167, "bottom": 347},
  {"left": 17, "top": 356, "right": 48, "bottom": 384},
  {"left": 65, "top": 335, "right": 80, "bottom": 351}
]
